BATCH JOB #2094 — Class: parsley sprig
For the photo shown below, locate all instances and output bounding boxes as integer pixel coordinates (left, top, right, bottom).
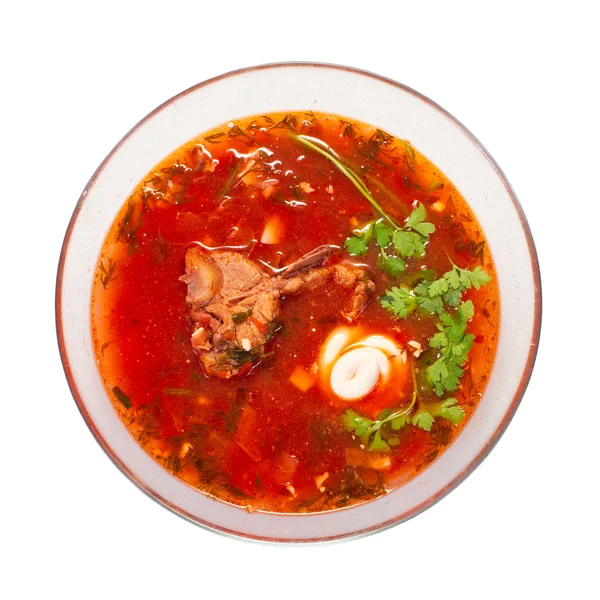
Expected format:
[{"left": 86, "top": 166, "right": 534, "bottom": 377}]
[
  {"left": 380, "top": 260, "right": 491, "bottom": 318},
  {"left": 288, "top": 132, "right": 435, "bottom": 278},
  {"left": 427, "top": 301, "right": 475, "bottom": 396},
  {"left": 427, "top": 261, "right": 491, "bottom": 307},
  {"left": 342, "top": 366, "right": 465, "bottom": 450},
  {"left": 343, "top": 398, "right": 465, "bottom": 451},
  {"left": 344, "top": 204, "right": 435, "bottom": 277}
]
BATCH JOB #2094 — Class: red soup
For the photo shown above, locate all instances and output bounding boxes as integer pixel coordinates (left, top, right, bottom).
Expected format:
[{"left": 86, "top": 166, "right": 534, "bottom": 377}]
[{"left": 92, "top": 111, "right": 499, "bottom": 513}]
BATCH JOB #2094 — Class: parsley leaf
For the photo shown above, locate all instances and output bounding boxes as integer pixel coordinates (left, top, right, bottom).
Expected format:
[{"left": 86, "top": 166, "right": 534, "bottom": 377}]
[
  {"left": 343, "top": 410, "right": 375, "bottom": 437},
  {"left": 374, "top": 221, "right": 393, "bottom": 247},
  {"left": 343, "top": 204, "right": 434, "bottom": 271},
  {"left": 344, "top": 222, "right": 373, "bottom": 256},
  {"left": 412, "top": 412, "right": 435, "bottom": 431},
  {"left": 436, "top": 398, "right": 465, "bottom": 425},
  {"left": 393, "top": 230, "right": 425, "bottom": 257},
  {"left": 410, "top": 398, "right": 466, "bottom": 432},
  {"left": 405, "top": 203, "right": 436, "bottom": 237},
  {"left": 379, "top": 253, "right": 406, "bottom": 276},
  {"left": 342, "top": 373, "right": 419, "bottom": 451},
  {"left": 427, "top": 301, "right": 475, "bottom": 396},
  {"left": 428, "top": 263, "right": 491, "bottom": 300},
  {"left": 379, "top": 286, "right": 417, "bottom": 318},
  {"left": 381, "top": 280, "right": 443, "bottom": 319},
  {"left": 342, "top": 365, "right": 466, "bottom": 451},
  {"left": 414, "top": 281, "right": 444, "bottom": 314}
]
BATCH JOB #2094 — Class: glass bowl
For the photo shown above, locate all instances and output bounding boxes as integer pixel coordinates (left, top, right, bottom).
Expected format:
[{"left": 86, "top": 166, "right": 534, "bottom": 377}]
[{"left": 56, "top": 62, "right": 541, "bottom": 542}]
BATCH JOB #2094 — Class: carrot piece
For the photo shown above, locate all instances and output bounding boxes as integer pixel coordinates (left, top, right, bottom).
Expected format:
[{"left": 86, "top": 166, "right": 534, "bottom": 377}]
[
  {"left": 289, "top": 365, "right": 315, "bottom": 392},
  {"left": 345, "top": 447, "right": 391, "bottom": 471}
]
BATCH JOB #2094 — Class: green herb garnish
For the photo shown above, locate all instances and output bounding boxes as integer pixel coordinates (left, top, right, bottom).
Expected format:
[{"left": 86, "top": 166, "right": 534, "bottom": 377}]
[
  {"left": 380, "top": 262, "right": 490, "bottom": 318},
  {"left": 427, "top": 301, "right": 475, "bottom": 396},
  {"left": 98, "top": 257, "right": 118, "bottom": 289},
  {"left": 345, "top": 204, "right": 435, "bottom": 278},
  {"left": 342, "top": 366, "right": 465, "bottom": 450},
  {"left": 427, "top": 262, "right": 492, "bottom": 307},
  {"left": 112, "top": 386, "right": 132, "bottom": 409},
  {"left": 232, "top": 309, "right": 253, "bottom": 324}
]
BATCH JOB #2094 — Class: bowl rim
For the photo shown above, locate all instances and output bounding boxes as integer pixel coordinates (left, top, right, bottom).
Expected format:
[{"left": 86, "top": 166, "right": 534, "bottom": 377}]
[{"left": 55, "top": 61, "right": 542, "bottom": 543}]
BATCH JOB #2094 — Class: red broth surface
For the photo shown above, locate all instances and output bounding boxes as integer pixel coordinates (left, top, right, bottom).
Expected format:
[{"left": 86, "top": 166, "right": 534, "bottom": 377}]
[{"left": 92, "top": 112, "right": 499, "bottom": 513}]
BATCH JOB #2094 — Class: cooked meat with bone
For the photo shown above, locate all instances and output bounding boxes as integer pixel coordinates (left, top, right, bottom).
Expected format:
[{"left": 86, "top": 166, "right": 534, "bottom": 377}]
[{"left": 181, "top": 245, "right": 374, "bottom": 378}]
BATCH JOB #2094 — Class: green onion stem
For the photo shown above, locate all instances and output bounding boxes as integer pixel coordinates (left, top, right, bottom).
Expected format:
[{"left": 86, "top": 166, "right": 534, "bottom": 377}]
[{"left": 288, "top": 133, "right": 400, "bottom": 229}]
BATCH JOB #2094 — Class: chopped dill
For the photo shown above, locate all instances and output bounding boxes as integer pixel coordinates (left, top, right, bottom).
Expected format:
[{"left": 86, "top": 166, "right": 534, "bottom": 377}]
[
  {"left": 340, "top": 120, "right": 356, "bottom": 138},
  {"left": 204, "top": 132, "right": 225, "bottom": 143},
  {"left": 112, "top": 386, "right": 132, "bottom": 409},
  {"left": 227, "top": 124, "right": 255, "bottom": 145},
  {"left": 98, "top": 257, "right": 118, "bottom": 289},
  {"left": 269, "top": 113, "right": 298, "bottom": 132}
]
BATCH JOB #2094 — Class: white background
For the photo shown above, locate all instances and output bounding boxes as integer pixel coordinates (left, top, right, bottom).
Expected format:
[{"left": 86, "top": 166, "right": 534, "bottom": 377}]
[{"left": 2, "top": 1, "right": 598, "bottom": 598}]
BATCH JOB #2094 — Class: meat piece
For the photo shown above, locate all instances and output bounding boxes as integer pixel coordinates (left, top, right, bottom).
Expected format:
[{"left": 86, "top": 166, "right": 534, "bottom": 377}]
[{"left": 181, "top": 245, "right": 373, "bottom": 378}]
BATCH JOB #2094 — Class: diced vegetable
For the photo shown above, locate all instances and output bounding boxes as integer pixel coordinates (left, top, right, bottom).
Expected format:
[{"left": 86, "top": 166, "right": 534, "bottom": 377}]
[
  {"left": 260, "top": 214, "right": 285, "bottom": 244},
  {"left": 346, "top": 448, "right": 391, "bottom": 471},
  {"left": 315, "top": 472, "right": 329, "bottom": 489},
  {"left": 289, "top": 365, "right": 315, "bottom": 392},
  {"left": 274, "top": 452, "right": 299, "bottom": 486}
]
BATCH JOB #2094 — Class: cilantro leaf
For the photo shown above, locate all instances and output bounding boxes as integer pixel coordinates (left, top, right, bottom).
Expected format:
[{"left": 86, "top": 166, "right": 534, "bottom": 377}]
[
  {"left": 457, "top": 265, "right": 491, "bottom": 289},
  {"left": 404, "top": 203, "right": 425, "bottom": 229},
  {"left": 405, "top": 203, "right": 436, "bottom": 238},
  {"left": 369, "top": 429, "right": 390, "bottom": 451},
  {"left": 428, "top": 263, "right": 491, "bottom": 299},
  {"left": 410, "top": 398, "right": 466, "bottom": 432},
  {"left": 390, "top": 414, "right": 408, "bottom": 430},
  {"left": 418, "top": 295, "right": 445, "bottom": 314},
  {"left": 344, "top": 222, "right": 373, "bottom": 256},
  {"left": 379, "top": 254, "right": 406, "bottom": 276},
  {"left": 414, "top": 281, "right": 444, "bottom": 314},
  {"left": 342, "top": 368, "right": 466, "bottom": 453},
  {"left": 379, "top": 286, "right": 417, "bottom": 318},
  {"left": 381, "top": 280, "right": 446, "bottom": 319},
  {"left": 428, "top": 277, "right": 449, "bottom": 297},
  {"left": 412, "top": 412, "right": 435, "bottom": 431},
  {"left": 344, "top": 235, "right": 368, "bottom": 256},
  {"left": 374, "top": 220, "right": 393, "bottom": 248},
  {"left": 342, "top": 410, "right": 374, "bottom": 437},
  {"left": 342, "top": 384, "right": 418, "bottom": 451},
  {"left": 393, "top": 230, "right": 426, "bottom": 257},
  {"left": 436, "top": 398, "right": 465, "bottom": 425},
  {"left": 426, "top": 301, "right": 475, "bottom": 396},
  {"left": 443, "top": 288, "right": 463, "bottom": 307}
]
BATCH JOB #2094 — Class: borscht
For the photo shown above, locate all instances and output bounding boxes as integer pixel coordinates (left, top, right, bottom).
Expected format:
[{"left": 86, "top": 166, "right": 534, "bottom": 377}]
[{"left": 91, "top": 111, "right": 499, "bottom": 513}]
